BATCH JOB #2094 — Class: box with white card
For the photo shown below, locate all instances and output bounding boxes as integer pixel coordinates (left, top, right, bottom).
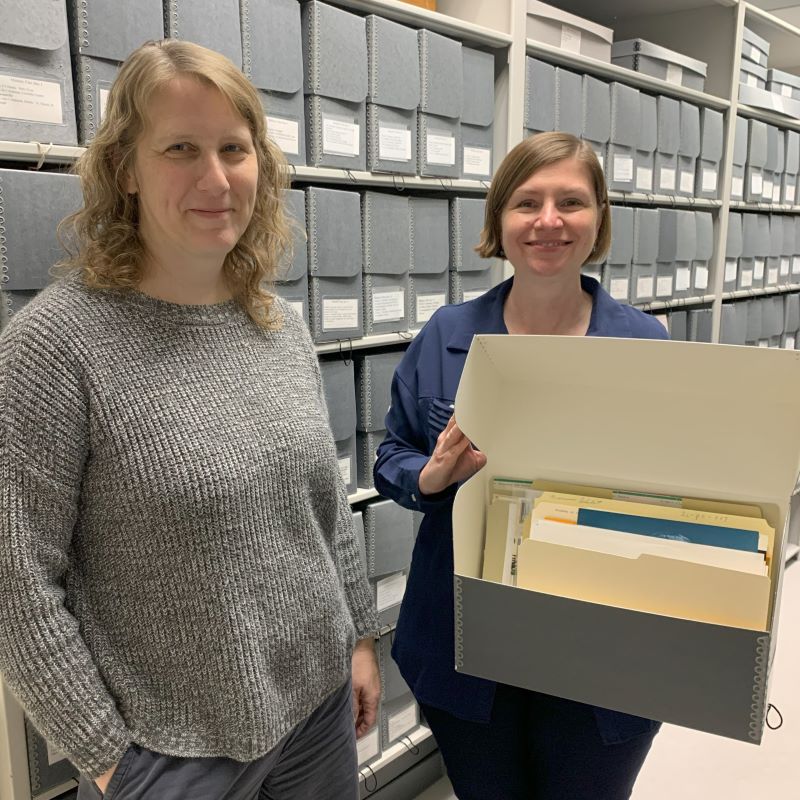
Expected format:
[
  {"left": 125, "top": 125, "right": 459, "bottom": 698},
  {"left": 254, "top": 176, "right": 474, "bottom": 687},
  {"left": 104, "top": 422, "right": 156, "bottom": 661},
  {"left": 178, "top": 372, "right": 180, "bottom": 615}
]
[
  {"left": 742, "top": 26, "right": 770, "bottom": 68},
  {"left": 737, "top": 213, "right": 758, "bottom": 291},
  {"left": 745, "top": 119, "right": 768, "bottom": 204},
  {"left": 724, "top": 212, "right": 743, "bottom": 292},
  {"left": 68, "top": 0, "right": 163, "bottom": 143},
  {"left": 380, "top": 694, "right": 419, "bottom": 749},
  {"left": 781, "top": 214, "right": 795, "bottom": 282},
  {"left": 273, "top": 188, "right": 309, "bottom": 325},
  {"left": 607, "top": 82, "right": 640, "bottom": 192},
  {"left": 362, "top": 191, "right": 410, "bottom": 336},
  {"left": 634, "top": 94, "right": 657, "bottom": 194},
  {"left": 461, "top": 47, "right": 495, "bottom": 179},
  {"left": 0, "top": 169, "right": 83, "bottom": 292},
  {"left": 731, "top": 115, "right": 749, "bottom": 201},
  {"left": 767, "top": 68, "right": 800, "bottom": 102},
  {"left": 630, "top": 207, "right": 659, "bottom": 305},
  {"left": 524, "top": 57, "right": 556, "bottom": 137},
  {"left": 319, "top": 357, "right": 358, "bottom": 495},
  {"left": 355, "top": 350, "right": 404, "bottom": 488},
  {"left": 657, "top": 209, "right": 696, "bottom": 300},
  {"left": 306, "top": 187, "right": 364, "bottom": 343},
  {"left": 603, "top": 206, "right": 633, "bottom": 302},
  {"left": 764, "top": 125, "right": 781, "bottom": 204},
  {"left": 677, "top": 102, "right": 700, "bottom": 198},
  {"left": 418, "top": 30, "right": 463, "bottom": 178},
  {"left": 692, "top": 211, "right": 714, "bottom": 297},
  {"left": 782, "top": 130, "right": 799, "bottom": 206},
  {"left": 525, "top": 1, "right": 613, "bottom": 62},
  {"left": 302, "top": 1, "right": 367, "bottom": 170},
  {"left": 243, "top": 0, "right": 306, "bottom": 166},
  {"left": 766, "top": 215, "right": 783, "bottom": 287},
  {"left": 794, "top": 219, "right": 800, "bottom": 279},
  {"left": 409, "top": 196, "right": 450, "bottom": 328},
  {"left": 581, "top": 75, "right": 611, "bottom": 170},
  {"left": 450, "top": 270, "right": 492, "bottom": 305},
  {"left": 366, "top": 15, "right": 419, "bottom": 175},
  {"left": 745, "top": 298, "right": 763, "bottom": 345},
  {"left": 655, "top": 96, "right": 680, "bottom": 195},
  {"left": 0, "top": 0, "right": 78, "bottom": 145},
  {"left": 740, "top": 59, "right": 768, "bottom": 91},
  {"left": 372, "top": 570, "right": 407, "bottom": 628},
  {"left": 449, "top": 197, "right": 491, "bottom": 303},
  {"left": 696, "top": 107, "right": 723, "bottom": 199},
  {"left": 783, "top": 295, "right": 800, "bottom": 350},
  {"left": 364, "top": 499, "right": 415, "bottom": 580},
  {"left": 719, "top": 302, "right": 747, "bottom": 345},
  {"left": 555, "top": 67, "right": 582, "bottom": 138},
  {"left": 452, "top": 334, "right": 800, "bottom": 743},
  {"left": 611, "top": 39, "right": 707, "bottom": 92}
]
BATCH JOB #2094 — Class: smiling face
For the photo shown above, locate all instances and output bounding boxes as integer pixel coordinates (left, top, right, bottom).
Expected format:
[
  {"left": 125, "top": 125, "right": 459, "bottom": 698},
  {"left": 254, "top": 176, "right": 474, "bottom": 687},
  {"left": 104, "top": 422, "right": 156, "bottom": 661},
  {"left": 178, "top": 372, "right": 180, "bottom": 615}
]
[
  {"left": 499, "top": 157, "right": 602, "bottom": 280},
  {"left": 125, "top": 76, "right": 259, "bottom": 271}
]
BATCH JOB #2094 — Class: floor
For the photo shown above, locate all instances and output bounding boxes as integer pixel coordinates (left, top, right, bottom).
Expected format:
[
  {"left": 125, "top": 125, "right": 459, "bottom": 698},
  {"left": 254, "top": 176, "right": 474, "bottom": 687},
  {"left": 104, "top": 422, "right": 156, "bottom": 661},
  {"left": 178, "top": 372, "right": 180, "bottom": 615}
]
[{"left": 415, "top": 558, "right": 800, "bottom": 800}]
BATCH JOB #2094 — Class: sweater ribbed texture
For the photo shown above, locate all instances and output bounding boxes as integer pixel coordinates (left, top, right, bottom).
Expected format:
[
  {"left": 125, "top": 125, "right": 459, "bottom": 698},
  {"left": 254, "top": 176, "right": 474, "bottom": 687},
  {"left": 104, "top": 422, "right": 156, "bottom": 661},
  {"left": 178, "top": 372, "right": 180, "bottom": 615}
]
[{"left": 0, "top": 278, "right": 378, "bottom": 778}]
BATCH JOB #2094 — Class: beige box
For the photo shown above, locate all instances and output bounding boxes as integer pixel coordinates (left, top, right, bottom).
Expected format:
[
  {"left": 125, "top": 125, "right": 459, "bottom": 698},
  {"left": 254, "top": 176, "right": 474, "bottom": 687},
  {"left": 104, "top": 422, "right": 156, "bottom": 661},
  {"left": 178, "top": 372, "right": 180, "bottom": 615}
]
[
  {"left": 526, "top": 0, "right": 613, "bottom": 62},
  {"left": 452, "top": 335, "right": 800, "bottom": 744}
]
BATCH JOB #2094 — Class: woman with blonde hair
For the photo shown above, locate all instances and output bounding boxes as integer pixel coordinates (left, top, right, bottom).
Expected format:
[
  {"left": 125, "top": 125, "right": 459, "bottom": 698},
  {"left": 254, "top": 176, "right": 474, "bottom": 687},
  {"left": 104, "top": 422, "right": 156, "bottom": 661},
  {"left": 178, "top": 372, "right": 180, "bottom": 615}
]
[
  {"left": 375, "top": 132, "right": 668, "bottom": 799},
  {"left": 0, "top": 40, "right": 378, "bottom": 800}
]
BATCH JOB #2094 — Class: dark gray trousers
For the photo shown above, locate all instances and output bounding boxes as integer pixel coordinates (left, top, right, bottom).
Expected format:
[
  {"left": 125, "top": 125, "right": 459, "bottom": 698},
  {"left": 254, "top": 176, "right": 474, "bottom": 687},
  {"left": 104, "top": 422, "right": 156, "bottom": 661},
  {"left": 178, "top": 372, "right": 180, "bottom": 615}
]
[{"left": 78, "top": 681, "right": 357, "bottom": 800}]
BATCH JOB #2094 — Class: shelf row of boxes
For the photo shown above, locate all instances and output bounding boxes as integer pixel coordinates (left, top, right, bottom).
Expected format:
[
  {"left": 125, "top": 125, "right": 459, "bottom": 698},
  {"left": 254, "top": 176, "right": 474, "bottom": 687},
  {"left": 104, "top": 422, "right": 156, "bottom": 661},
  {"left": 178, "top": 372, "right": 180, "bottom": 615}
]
[
  {"left": 278, "top": 187, "right": 492, "bottom": 343},
  {"left": 582, "top": 207, "right": 714, "bottom": 306},
  {"left": 664, "top": 293, "right": 800, "bottom": 348},
  {"left": 524, "top": 57, "right": 724, "bottom": 199},
  {"left": 0, "top": 0, "right": 495, "bottom": 180},
  {"left": 725, "top": 212, "right": 800, "bottom": 292},
  {"left": 734, "top": 116, "right": 800, "bottom": 206}
]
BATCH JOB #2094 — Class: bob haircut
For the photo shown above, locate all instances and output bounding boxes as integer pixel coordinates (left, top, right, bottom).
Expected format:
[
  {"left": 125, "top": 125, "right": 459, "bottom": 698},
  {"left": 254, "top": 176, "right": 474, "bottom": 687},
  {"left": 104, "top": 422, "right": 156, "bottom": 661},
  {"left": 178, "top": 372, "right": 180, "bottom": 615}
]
[
  {"left": 476, "top": 132, "right": 611, "bottom": 266},
  {"left": 58, "top": 39, "right": 291, "bottom": 329}
]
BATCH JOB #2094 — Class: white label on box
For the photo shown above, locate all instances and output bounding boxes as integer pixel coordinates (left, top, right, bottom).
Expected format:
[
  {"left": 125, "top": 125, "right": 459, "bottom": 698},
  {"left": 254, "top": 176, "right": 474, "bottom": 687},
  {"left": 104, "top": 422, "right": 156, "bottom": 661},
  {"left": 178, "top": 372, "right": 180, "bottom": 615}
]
[
  {"left": 357, "top": 727, "right": 380, "bottom": 765},
  {"left": 0, "top": 74, "right": 63, "bottom": 124},
  {"left": 656, "top": 275, "right": 673, "bottom": 296},
  {"left": 732, "top": 175, "right": 744, "bottom": 197},
  {"left": 751, "top": 172, "right": 763, "bottom": 196},
  {"left": 463, "top": 289, "right": 486, "bottom": 302},
  {"left": 745, "top": 72, "right": 758, "bottom": 88},
  {"left": 610, "top": 277, "right": 629, "bottom": 299},
  {"left": 793, "top": 255, "right": 800, "bottom": 275},
  {"left": 388, "top": 702, "right": 418, "bottom": 743},
  {"left": 636, "top": 275, "right": 654, "bottom": 299},
  {"left": 749, "top": 44, "right": 761, "bottom": 63},
  {"left": 463, "top": 146, "right": 491, "bottom": 176},
  {"left": 596, "top": 152, "right": 604, "bottom": 170},
  {"left": 427, "top": 132, "right": 456, "bottom": 166},
  {"left": 782, "top": 84, "right": 793, "bottom": 98},
  {"left": 613, "top": 154, "right": 634, "bottom": 182},
  {"left": 99, "top": 88, "right": 109, "bottom": 122},
  {"left": 768, "top": 266, "right": 779, "bottom": 284},
  {"left": 322, "top": 298, "right": 359, "bottom": 331},
  {"left": 702, "top": 168, "right": 717, "bottom": 193},
  {"left": 635, "top": 167, "right": 653, "bottom": 192},
  {"left": 786, "top": 184, "right": 796, "bottom": 205},
  {"left": 660, "top": 167, "right": 676, "bottom": 191},
  {"left": 266, "top": 116, "right": 300, "bottom": 155},
  {"left": 763, "top": 178, "right": 774, "bottom": 199},
  {"left": 695, "top": 265, "right": 709, "bottom": 290},
  {"left": 416, "top": 293, "right": 446, "bottom": 323},
  {"left": 376, "top": 572, "right": 406, "bottom": 611},
  {"left": 740, "top": 268, "right": 753, "bottom": 288},
  {"left": 754, "top": 258, "right": 765, "bottom": 280},
  {"left": 785, "top": 335, "right": 797, "bottom": 350},
  {"left": 675, "top": 266, "right": 691, "bottom": 291},
  {"left": 666, "top": 63, "right": 683, "bottom": 85},
  {"left": 339, "top": 456, "right": 351, "bottom": 485},
  {"left": 379, "top": 125, "right": 412, "bottom": 162},
  {"left": 46, "top": 740, "right": 66, "bottom": 767},
  {"left": 288, "top": 301, "right": 304, "bottom": 317},
  {"left": 725, "top": 259, "right": 738, "bottom": 282},
  {"left": 773, "top": 183, "right": 781, "bottom": 203},
  {"left": 371, "top": 289, "right": 405, "bottom": 323},
  {"left": 322, "top": 116, "right": 360, "bottom": 157},
  {"left": 781, "top": 257, "right": 791, "bottom": 276},
  {"left": 758, "top": 339, "right": 769, "bottom": 348},
  {"left": 560, "top": 25, "right": 582, "bottom": 54},
  {"left": 680, "top": 171, "right": 694, "bottom": 193}
]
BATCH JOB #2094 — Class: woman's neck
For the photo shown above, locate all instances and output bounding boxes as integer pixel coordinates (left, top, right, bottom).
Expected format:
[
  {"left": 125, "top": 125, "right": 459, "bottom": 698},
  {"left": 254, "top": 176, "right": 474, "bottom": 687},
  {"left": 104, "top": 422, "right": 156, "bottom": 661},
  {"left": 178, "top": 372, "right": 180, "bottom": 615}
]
[
  {"left": 137, "top": 254, "right": 232, "bottom": 305},
  {"left": 503, "top": 271, "right": 592, "bottom": 336}
]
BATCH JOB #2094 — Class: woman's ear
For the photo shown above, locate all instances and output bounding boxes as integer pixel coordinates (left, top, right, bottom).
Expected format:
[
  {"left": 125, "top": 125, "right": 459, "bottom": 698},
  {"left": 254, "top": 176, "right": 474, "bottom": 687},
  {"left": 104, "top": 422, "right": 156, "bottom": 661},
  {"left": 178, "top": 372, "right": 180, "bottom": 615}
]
[{"left": 124, "top": 167, "right": 138, "bottom": 195}]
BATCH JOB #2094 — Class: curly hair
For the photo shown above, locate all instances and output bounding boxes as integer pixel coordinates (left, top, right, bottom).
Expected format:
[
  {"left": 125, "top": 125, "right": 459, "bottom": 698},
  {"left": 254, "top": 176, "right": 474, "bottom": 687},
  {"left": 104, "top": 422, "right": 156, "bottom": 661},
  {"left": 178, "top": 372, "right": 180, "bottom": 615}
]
[
  {"left": 476, "top": 132, "right": 611, "bottom": 266},
  {"left": 58, "top": 39, "right": 291, "bottom": 329}
]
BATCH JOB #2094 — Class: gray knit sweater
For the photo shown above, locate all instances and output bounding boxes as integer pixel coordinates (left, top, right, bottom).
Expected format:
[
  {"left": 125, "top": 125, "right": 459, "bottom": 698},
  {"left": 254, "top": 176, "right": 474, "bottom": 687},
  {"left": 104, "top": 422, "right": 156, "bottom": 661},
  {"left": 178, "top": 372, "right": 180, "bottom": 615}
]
[{"left": 0, "top": 277, "right": 377, "bottom": 778}]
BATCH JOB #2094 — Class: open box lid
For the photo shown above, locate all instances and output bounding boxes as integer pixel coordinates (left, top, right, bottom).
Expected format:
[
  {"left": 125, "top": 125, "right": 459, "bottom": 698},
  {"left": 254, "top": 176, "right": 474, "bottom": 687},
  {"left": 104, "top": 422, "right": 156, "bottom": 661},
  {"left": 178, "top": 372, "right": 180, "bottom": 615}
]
[{"left": 453, "top": 336, "right": 800, "bottom": 576}]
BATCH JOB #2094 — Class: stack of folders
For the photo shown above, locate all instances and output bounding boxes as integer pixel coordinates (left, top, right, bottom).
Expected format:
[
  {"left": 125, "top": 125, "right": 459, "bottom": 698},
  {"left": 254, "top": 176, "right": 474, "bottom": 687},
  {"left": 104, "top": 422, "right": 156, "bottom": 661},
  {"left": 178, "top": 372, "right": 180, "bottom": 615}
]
[{"left": 482, "top": 479, "right": 773, "bottom": 630}]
